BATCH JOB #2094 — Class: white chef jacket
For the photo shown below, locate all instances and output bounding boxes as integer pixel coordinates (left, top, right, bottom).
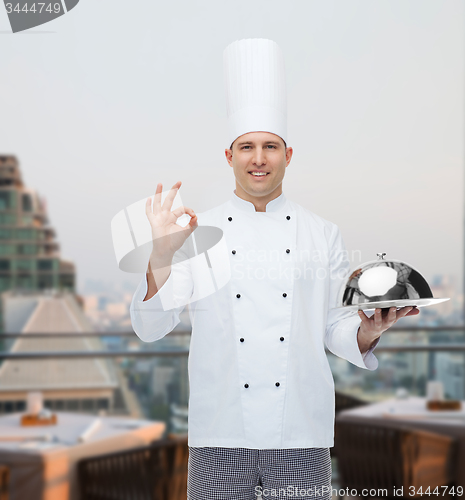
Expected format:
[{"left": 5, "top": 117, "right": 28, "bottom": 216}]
[{"left": 130, "top": 191, "right": 379, "bottom": 449}]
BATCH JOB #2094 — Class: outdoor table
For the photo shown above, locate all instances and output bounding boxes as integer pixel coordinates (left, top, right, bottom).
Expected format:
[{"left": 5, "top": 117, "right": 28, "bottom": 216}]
[
  {"left": 336, "top": 396, "right": 465, "bottom": 488},
  {"left": 0, "top": 411, "right": 166, "bottom": 500}
]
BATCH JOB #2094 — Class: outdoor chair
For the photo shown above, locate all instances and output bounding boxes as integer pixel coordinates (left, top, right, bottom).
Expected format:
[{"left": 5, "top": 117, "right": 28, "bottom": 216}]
[
  {"left": 331, "top": 392, "right": 369, "bottom": 458},
  {"left": 334, "top": 420, "right": 456, "bottom": 498},
  {"left": 0, "top": 465, "right": 8, "bottom": 500},
  {"left": 78, "top": 434, "right": 188, "bottom": 500}
]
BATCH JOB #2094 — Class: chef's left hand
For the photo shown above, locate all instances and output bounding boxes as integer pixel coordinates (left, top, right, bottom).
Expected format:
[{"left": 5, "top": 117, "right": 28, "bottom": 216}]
[{"left": 357, "top": 306, "right": 420, "bottom": 353}]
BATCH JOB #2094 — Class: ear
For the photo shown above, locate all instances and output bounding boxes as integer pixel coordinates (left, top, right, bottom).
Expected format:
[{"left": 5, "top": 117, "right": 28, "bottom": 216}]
[
  {"left": 285, "top": 147, "right": 293, "bottom": 166},
  {"left": 225, "top": 148, "right": 233, "bottom": 167}
]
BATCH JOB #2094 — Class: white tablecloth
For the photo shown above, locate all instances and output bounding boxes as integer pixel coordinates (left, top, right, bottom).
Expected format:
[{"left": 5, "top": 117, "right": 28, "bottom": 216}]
[
  {"left": 0, "top": 411, "right": 166, "bottom": 500},
  {"left": 341, "top": 396, "right": 465, "bottom": 422}
]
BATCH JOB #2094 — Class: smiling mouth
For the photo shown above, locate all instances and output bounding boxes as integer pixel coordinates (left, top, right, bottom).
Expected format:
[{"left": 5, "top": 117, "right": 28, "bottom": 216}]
[{"left": 249, "top": 172, "right": 269, "bottom": 177}]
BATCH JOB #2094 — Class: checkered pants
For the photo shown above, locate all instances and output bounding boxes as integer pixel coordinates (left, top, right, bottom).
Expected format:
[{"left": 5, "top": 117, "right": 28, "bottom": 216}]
[{"left": 187, "top": 446, "right": 332, "bottom": 500}]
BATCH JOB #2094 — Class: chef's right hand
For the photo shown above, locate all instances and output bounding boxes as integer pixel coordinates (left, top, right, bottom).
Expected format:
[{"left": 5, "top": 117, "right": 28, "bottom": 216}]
[{"left": 145, "top": 181, "right": 198, "bottom": 262}]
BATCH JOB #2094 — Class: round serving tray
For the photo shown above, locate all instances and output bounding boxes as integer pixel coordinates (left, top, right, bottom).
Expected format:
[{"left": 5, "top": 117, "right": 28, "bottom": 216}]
[{"left": 333, "top": 297, "right": 450, "bottom": 312}]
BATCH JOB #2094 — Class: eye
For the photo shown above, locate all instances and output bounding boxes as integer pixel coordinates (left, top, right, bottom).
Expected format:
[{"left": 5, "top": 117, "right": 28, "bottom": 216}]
[
  {"left": 241, "top": 146, "right": 251, "bottom": 150},
  {"left": 266, "top": 145, "right": 277, "bottom": 149}
]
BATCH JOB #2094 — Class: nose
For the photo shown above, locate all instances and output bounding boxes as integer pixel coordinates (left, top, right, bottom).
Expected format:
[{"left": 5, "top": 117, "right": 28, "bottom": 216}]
[{"left": 253, "top": 148, "right": 266, "bottom": 166}]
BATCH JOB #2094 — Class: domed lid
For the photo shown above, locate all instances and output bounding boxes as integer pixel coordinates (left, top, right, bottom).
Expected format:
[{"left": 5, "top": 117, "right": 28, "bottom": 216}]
[{"left": 334, "top": 253, "right": 449, "bottom": 311}]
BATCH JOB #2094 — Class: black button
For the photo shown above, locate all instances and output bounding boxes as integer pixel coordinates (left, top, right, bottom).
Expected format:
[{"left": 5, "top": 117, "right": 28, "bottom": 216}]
[
  {"left": 232, "top": 250, "right": 236, "bottom": 254},
  {"left": 280, "top": 337, "right": 284, "bottom": 341},
  {"left": 244, "top": 383, "right": 249, "bottom": 388},
  {"left": 286, "top": 249, "right": 290, "bottom": 253},
  {"left": 228, "top": 217, "right": 232, "bottom": 221},
  {"left": 286, "top": 216, "right": 291, "bottom": 220},
  {"left": 283, "top": 293, "right": 287, "bottom": 297},
  {"left": 275, "top": 382, "right": 280, "bottom": 387},
  {"left": 240, "top": 338, "right": 244, "bottom": 342},
  {"left": 236, "top": 294, "right": 241, "bottom": 298}
]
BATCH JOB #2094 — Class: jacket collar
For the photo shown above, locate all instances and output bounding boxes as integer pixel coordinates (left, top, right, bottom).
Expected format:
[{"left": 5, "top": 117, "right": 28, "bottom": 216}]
[{"left": 230, "top": 190, "right": 288, "bottom": 213}]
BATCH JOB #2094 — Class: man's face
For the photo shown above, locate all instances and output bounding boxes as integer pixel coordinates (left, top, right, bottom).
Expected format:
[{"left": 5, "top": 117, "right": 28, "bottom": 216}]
[{"left": 225, "top": 131, "right": 293, "bottom": 205}]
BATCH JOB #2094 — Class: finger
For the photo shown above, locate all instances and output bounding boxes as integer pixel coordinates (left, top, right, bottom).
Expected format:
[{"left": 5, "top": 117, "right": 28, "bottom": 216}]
[
  {"left": 187, "top": 211, "right": 198, "bottom": 233},
  {"left": 374, "top": 308, "right": 383, "bottom": 330},
  {"left": 185, "top": 207, "right": 198, "bottom": 223},
  {"left": 152, "top": 183, "right": 163, "bottom": 215},
  {"left": 396, "top": 306, "right": 413, "bottom": 320},
  {"left": 387, "top": 307, "right": 397, "bottom": 324},
  {"left": 172, "top": 206, "right": 198, "bottom": 237},
  {"left": 162, "top": 181, "right": 182, "bottom": 212},
  {"left": 145, "top": 196, "right": 152, "bottom": 218},
  {"left": 357, "top": 309, "right": 373, "bottom": 327},
  {"left": 171, "top": 205, "right": 196, "bottom": 220},
  {"left": 183, "top": 207, "right": 198, "bottom": 229},
  {"left": 407, "top": 306, "right": 420, "bottom": 316}
]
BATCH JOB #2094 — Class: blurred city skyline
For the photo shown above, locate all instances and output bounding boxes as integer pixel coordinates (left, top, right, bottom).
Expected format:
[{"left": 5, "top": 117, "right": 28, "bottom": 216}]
[{"left": 0, "top": 0, "right": 462, "bottom": 304}]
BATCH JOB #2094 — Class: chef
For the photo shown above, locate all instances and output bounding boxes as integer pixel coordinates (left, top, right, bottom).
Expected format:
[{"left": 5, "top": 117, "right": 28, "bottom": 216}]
[{"left": 130, "top": 38, "right": 419, "bottom": 500}]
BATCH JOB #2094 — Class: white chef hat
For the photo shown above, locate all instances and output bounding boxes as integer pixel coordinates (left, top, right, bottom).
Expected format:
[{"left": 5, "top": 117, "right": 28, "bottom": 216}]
[{"left": 223, "top": 38, "right": 287, "bottom": 148}]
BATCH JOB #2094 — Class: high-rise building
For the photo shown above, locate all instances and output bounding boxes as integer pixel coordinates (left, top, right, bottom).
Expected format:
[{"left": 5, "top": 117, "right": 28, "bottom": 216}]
[
  {"left": 0, "top": 155, "right": 75, "bottom": 331},
  {"left": 0, "top": 155, "right": 75, "bottom": 292}
]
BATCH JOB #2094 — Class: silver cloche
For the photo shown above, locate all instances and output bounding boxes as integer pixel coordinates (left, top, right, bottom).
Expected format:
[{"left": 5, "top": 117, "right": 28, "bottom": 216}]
[{"left": 335, "top": 253, "right": 449, "bottom": 311}]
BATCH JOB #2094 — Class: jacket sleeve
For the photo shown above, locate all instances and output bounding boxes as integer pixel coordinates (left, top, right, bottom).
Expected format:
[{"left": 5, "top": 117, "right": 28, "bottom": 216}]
[
  {"left": 129, "top": 243, "right": 194, "bottom": 343},
  {"left": 324, "top": 223, "right": 379, "bottom": 371}
]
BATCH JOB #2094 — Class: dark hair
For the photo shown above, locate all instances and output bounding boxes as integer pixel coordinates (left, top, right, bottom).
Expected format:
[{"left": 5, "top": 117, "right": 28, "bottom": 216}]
[{"left": 230, "top": 137, "right": 287, "bottom": 153}]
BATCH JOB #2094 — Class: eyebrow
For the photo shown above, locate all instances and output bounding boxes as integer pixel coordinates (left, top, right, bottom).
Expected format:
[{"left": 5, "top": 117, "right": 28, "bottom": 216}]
[{"left": 236, "top": 141, "right": 281, "bottom": 147}]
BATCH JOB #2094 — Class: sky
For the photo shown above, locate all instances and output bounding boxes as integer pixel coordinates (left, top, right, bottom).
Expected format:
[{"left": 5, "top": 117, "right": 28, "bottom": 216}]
[{"left": 0, "top": 0, "right": 463, "bottom": 303}]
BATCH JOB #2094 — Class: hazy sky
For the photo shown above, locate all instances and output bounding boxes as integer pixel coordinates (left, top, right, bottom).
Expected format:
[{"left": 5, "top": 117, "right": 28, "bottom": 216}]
[{"left": 0, "top": 0, "right": 463, "bottom": 302}]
